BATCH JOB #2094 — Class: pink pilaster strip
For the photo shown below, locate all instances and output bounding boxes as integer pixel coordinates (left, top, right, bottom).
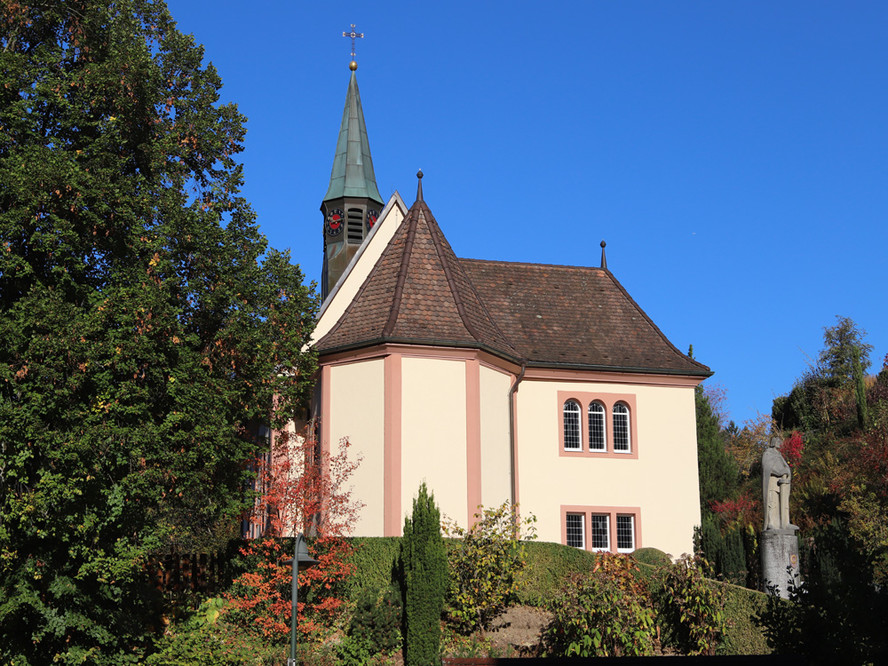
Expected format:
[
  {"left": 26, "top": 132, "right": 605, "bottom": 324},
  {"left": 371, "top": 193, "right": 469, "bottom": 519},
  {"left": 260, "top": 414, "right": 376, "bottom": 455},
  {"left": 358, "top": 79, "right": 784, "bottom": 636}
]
[
  {"left": 384, "top": 353, "right": 403, "bottom": 536},
  {"left": 465, "top": 359, "right": 482, "bottom": 527}
]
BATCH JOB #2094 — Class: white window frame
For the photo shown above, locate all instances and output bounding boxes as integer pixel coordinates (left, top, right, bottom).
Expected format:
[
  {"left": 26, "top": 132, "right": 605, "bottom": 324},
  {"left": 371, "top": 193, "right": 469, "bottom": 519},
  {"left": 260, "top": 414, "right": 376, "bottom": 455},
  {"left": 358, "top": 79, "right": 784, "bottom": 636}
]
[
  {"left": 612, "top": 402, "right": 631, "bottom": 453},
  {"left": 587, "top": 401, "right": 606, "bottom": 451},
  {"left": 590, "top": 514, "right": 610, "bottom": 552},
  {"left": 563, "top": 400, "right": 581, "bottom": 450},
  {"left": 566, "top": 513, "right": 585, "bottom": 549},
  {"left": 616, "top": 514, "right": 635, "bottom": 552}
]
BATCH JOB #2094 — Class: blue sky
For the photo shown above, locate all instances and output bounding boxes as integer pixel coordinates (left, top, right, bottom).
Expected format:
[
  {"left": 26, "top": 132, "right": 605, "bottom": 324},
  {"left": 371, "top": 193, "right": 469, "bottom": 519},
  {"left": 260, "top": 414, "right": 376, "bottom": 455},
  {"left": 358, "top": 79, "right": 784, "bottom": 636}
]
[{"left": 165, "top": 0, "right": 887, "bottom": 426}]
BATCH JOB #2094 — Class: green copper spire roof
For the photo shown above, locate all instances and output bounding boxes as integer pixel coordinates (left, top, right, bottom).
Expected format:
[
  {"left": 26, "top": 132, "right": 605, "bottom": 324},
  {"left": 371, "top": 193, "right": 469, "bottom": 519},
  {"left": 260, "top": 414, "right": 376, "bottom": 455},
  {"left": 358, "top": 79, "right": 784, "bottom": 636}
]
[{"left": 323, "top": 70, "right": 384, "bottom": 205}]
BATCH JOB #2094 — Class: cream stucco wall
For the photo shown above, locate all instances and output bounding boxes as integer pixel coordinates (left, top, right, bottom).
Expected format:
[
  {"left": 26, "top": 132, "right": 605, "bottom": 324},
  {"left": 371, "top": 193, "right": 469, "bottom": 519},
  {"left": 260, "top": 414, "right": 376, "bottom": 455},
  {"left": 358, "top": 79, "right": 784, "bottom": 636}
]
[
  {"left": 328, "top": 359, "right": 385, "bottom": 536},
  {"left": 479, "top": 364, "right": 512, "bottom": 509},
  {"left": 400, "top": 357, "right": 468, "bottom": 528},
  {"left": 516, "top": 378, "right": 700, "bottom": 557}
]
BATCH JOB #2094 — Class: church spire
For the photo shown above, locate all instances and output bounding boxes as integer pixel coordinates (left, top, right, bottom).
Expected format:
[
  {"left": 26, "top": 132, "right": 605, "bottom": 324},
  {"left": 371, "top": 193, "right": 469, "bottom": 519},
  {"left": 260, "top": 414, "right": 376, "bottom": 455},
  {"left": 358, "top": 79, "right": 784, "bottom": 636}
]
[
  {"left": 322, "top": 67, "right": 383, "bottom": 205},
  {"left": 321, "top": 48, "right": 385, "bottom": 300}
]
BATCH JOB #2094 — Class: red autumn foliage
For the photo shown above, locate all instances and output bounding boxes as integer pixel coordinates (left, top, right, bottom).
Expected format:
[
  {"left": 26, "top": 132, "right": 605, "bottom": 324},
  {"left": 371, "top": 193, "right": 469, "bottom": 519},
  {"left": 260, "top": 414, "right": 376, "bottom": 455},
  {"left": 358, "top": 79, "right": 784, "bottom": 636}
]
[
  {"left": 782, "top": 431, "right": 804, "bottom": 469},
  {"left": 710, "top": 492, "right": 759, "bottom": 529},
  {"left": 224, "top": 430, "right": 364, "bottom": 642}
]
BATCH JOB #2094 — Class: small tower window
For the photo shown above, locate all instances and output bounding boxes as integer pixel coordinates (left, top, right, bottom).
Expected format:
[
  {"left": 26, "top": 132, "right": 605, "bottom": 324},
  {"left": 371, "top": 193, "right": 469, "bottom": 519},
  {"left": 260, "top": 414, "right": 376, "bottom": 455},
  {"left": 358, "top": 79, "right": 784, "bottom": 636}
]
[{"left": 347, "top": 208, "right": 364, "bottom": 244}]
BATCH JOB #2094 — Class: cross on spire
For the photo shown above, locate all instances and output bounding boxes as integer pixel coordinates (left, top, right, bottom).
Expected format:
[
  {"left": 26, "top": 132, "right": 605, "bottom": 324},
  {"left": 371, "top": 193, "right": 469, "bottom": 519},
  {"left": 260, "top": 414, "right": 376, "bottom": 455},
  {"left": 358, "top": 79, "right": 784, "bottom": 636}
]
[{"left": 343, "top": 24, "right": 364, "bottom": 61}]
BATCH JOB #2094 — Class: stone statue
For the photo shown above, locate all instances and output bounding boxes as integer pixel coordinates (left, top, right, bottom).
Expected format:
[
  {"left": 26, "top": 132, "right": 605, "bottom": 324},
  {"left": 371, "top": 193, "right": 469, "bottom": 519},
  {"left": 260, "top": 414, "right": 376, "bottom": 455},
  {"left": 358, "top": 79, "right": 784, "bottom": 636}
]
[
  {"left": 762, "top": 436, "right": 796, "bottom": 531},
  {"left": 761, "top": 435, "right": 801, "bottom": 598}
]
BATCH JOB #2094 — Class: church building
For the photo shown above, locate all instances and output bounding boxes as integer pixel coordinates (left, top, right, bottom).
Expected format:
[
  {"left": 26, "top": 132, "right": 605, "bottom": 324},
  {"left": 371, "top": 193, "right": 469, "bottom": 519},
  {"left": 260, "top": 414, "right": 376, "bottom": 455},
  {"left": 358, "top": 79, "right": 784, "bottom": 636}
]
[{"left": 305, "top": 60, "right": 710, "bottom": 557}]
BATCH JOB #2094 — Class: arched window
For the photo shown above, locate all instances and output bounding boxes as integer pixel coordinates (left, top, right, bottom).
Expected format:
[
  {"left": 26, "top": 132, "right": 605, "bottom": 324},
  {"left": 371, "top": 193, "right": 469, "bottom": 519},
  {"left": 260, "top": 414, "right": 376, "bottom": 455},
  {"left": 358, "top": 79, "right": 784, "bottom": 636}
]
[
  {"left": 613, "top": 402, "right": 631, "bottom": 452},
  {"left": 588, "top": 402, "right": 606, "bottom": 451},
  {"left": 563, "top": 400, "right": 581, "bottom": 450}
]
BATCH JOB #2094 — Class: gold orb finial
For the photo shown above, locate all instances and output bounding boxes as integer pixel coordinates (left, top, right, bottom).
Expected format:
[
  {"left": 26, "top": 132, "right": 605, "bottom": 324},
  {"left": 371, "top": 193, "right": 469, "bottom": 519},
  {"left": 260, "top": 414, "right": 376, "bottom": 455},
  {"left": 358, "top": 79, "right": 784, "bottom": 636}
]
[{"left": 349, "top": 60, "right": 358, "bottom": 71}]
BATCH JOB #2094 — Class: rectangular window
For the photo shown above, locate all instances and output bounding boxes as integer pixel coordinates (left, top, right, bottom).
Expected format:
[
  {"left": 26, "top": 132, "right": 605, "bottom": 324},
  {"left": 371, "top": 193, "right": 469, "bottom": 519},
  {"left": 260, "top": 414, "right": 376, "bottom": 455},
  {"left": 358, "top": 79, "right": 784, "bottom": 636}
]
[
  {"left": 566, "top": 513, "right": 585, "bottom": 549},
  {"left": 617, "top": 514, "right": 635, "bottom": 552},
  {"left": 590, "top": 514, "right": 610, "bottom": 551}
]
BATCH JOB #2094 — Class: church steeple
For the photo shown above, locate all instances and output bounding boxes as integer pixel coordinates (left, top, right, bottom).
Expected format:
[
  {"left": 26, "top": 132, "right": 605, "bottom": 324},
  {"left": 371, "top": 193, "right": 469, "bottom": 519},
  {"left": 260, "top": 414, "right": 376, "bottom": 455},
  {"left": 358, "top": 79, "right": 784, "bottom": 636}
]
[{"left": 321, "top": 57, "right": 384, "bottom": 300}]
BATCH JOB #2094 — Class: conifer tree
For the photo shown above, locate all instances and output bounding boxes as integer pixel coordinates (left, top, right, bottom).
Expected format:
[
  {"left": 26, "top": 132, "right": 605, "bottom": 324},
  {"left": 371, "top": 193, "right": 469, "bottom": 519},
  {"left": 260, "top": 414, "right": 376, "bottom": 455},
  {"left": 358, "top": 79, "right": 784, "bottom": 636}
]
[
  {"left": 0, "top": 2, "right": 316, "bottom": 661},
  {"left": 400, "top": 482, "right": 446, "bottom": 666}
]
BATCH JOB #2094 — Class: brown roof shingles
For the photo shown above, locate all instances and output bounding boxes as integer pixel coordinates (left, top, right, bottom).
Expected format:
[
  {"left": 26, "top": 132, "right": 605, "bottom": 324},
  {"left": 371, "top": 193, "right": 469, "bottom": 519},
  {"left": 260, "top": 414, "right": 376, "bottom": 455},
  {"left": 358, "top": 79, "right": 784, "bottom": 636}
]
[
  {"left": 461, "top": 259, "right": 709, "bottom": 375},
  {"left": 317, "top": 197, "right": 710, "bottom": 378},
  {"left": 317, "top": 201, "right": 519, "bottom": 359}
]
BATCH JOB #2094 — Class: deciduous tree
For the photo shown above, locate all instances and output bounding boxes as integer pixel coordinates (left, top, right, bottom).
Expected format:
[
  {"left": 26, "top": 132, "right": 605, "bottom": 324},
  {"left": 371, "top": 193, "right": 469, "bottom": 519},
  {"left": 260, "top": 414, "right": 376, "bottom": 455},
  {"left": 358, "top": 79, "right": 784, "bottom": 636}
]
[{"left": 0, "top": 1, "right": 316, "bottom": 662}]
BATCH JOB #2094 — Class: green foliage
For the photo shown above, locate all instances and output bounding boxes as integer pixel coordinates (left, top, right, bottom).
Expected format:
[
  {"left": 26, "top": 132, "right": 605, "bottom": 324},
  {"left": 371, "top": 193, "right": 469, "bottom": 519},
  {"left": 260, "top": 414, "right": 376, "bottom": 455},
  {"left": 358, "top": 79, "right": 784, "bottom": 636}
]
[
  {"left": 343, "top": 537, "right": 402, "bottom": 602},
  {"left": 545, "top": 553, "right": 656, "bottom": 657},
  {"left": 696, "top": 516, "right": 750, "bottom": 587},
  {"left": 443, "top": 502, "right": 536, "bottom": 634},
  {"left": 0, "top": 1, "right": 316, "bottom": 661},
  {"left": 516, "top": 540, "right": 597, "bottom": 605},
  {"left": 758, "top": 518, "right": 888, "bottom": 663},
  {"left": 852, "top": 346, "right": 868, "bottom": 429},
  {"left": 399, "top": 483, "right": 446, "bottom": 666},
  {"left": 655, "top": 555, "right": 727, "bottom": 656},
  {"left": 719, "top": 584, "right": 771, "bottom": 656},
  {"left": 696, "top": 384, "right": 739, "bottom": 512},
  {"left": 632, "top": 547, "right": 671, "bottom": 568},
  {"left": 334, "top": 633, "right": 375, "bottom": 666},
  {"left": 819, "top": 316, "right": 873, "bottom": 386},
  {"left": 348, "top": 585, "right": 402, "bottom": 656},
  {"left": 146, "top": 599, "right": 281, "bottom": 665}
]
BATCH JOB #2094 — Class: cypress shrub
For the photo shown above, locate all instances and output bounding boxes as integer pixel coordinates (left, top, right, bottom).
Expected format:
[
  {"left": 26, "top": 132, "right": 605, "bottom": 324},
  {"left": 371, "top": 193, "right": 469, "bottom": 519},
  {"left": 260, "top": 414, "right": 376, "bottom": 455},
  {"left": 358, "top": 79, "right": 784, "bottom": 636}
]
[{"left": 400, "top": 483, "right": 446, "bottom": 666}]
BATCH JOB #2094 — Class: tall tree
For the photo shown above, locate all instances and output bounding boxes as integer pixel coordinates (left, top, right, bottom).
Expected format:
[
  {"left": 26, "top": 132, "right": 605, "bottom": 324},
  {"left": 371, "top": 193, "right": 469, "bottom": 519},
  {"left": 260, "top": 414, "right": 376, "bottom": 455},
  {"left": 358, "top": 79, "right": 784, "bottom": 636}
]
[
  {"left": 0, "top": 1, "right": 316, "bottom": 662},
  {"left": 400, "top": 483, "right": 446, "bottom": 666},
  {"left": 818, "top": 316, "right": 873, "bottom": 387}
]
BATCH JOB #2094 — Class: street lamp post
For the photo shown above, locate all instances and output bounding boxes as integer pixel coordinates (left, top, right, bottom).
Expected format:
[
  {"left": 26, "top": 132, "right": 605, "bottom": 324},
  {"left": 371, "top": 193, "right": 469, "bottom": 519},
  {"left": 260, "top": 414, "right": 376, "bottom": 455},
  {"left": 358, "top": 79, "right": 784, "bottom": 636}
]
[{"left": 285, "top": 533, "right": 319, "bottom": 666}]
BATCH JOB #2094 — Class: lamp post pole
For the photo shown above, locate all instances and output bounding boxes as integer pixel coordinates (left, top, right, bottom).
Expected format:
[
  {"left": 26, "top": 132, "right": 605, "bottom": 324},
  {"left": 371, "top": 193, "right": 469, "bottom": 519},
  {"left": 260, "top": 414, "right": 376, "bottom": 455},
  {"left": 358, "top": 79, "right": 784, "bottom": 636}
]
[{"left": 286, "top": 533, "right": 319, "bottom": 666}]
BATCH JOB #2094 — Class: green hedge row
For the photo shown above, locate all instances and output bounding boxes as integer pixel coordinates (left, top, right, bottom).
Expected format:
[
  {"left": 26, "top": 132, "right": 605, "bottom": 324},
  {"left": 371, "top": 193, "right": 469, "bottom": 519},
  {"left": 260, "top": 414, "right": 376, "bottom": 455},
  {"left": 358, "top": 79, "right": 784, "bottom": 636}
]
[{"left": 343, "top": 538, "right": 772, "bottom": 656}]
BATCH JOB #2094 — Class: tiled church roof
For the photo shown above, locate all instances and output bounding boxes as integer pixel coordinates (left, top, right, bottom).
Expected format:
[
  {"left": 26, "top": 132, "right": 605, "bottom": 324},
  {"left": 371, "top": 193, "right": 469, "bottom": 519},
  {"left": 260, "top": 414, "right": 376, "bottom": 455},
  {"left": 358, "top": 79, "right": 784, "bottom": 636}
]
[
  {"left": 317, "top": 175, "right": 520, "bottom": 359},
  {"left": 317, "top": 183, "right": 710, "bottom": 377},
  {"left": 461, "top": 259, "right": 709, "bottom": 375}
]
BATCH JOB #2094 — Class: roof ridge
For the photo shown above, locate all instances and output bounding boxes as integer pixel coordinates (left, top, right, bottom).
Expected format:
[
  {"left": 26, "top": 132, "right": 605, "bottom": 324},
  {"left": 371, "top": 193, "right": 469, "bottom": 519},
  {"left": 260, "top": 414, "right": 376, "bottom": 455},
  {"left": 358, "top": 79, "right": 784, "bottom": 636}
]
[
  {"left": 602, "top": 269, "right": 710, "bottom": 372},
  {"left": 423, "top": 203, "right": 484, "bottom": 343},
  {"left": 382, "top": 204, "right": 419, "bottom": 337},
  {"left": 460, "top": 257, "right": 609, "bottom": 271}
]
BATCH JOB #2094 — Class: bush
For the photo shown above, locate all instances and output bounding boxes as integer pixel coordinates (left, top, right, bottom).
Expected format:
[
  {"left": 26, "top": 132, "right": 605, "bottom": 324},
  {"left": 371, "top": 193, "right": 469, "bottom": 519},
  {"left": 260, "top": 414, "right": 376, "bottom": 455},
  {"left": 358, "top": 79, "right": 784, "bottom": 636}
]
[
  {"left": 516, "top": 541, "right": 597, "bottom": 605},
  {"left": 400, "top": 483, "right": 447, "bottom": 666},
  {"left": 147, "top": 599, "right": 281, "bottom": 665},
  {"left": 545, "top": 553, "right": 656, "bottom": 657},
  {"left": 348, "top": 584, "right": 402, "bottom": 656},
  {"left": 444, "top": 502, "right": 536, "bottom": 634},
  {"left": 632, "top": 547, "right": 671, "bottom": 568},
  {"left": 344, "top": 538, "right": 402, "bottom": 602},
  {"left": 655, "top": 555, "right": 727, "bottom": 655}
]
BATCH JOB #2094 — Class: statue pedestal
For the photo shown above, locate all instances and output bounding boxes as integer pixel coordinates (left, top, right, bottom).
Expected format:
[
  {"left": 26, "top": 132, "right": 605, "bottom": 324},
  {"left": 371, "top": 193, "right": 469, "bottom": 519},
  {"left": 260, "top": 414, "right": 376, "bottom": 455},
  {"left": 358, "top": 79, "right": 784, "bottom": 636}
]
[{"left": 761, "top": 528, "right": 800, "bottom": 599}]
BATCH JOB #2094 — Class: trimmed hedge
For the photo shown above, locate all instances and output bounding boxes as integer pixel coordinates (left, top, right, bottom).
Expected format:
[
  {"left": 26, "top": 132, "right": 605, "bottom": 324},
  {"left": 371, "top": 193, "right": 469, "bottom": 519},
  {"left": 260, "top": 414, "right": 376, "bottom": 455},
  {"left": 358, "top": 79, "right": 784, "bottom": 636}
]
[
  {"left": 632, "top": 547, "right": 672, "bottom": 568},
  {"left": 517, "top": 541, "right": 598, "bottom": 605},
  {"left": 344, "top": 537, "right": 402, "bottom": 602},
  {"left": 343, "top": 537, "right": 772, "bottom": 656}
]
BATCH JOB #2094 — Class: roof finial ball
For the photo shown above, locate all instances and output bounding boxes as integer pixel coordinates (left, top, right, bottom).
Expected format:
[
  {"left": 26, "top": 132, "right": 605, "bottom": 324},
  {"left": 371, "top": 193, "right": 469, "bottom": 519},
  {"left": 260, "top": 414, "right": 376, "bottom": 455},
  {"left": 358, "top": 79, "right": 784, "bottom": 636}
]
[
  {"left": 600, "top": 240, "right": 608, "bottom": 270},
  {"left": 349, "top": 60, "right": 358, "bottom": 71}
]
